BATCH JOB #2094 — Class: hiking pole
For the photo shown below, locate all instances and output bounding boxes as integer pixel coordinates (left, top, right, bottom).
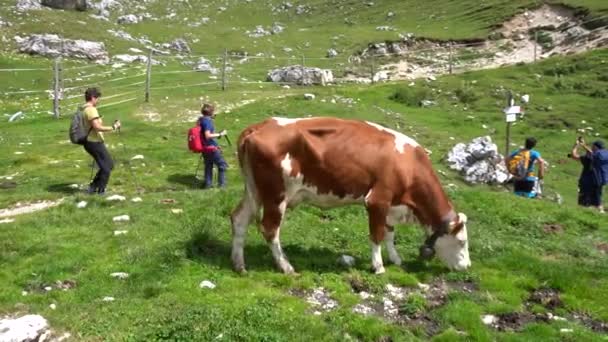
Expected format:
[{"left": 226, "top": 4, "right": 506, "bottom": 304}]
[
  {"left": 116, "top": 124, "right": 144, "bottom": 194},
  {"left": 223, "top": 133, "right": 232, "bottom": 147}
]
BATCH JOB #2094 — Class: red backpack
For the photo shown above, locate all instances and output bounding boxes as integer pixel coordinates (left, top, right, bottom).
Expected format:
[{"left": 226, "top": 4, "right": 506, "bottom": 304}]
[{"left": 188, "top": 125, "right": 217, "bottom": 153}]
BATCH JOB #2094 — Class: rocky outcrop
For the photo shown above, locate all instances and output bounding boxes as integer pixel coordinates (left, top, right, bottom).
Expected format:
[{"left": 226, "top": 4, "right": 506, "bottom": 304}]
[
  {"left": 267, "top": 65, "right": 333, "bottom": 85},
  {"left": 15, "top": 34, "right": 109, "bottom": 62},
  {"left": 41, "top": 0, "right": 87, "bottom": 10},
  {"left": 446, "top": 136, "right": 511, "bottom": 184}
]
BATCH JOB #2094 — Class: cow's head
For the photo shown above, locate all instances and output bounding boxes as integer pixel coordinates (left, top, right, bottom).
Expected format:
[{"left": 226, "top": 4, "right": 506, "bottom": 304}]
[{"left": 419, "top": 213, "right": 471, "bottom": 271}]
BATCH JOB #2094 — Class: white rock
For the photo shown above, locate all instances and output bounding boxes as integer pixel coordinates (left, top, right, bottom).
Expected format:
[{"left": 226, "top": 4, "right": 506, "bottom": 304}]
[
  {"left": 560, "top": 328, "right": 573, "bottom": 333},
  {"left": 131, "top": 155, "right": 144, "bottom": 160},
  {"left": 113, "top": 230, "right": 128, "bottom": 236},
  {"left": 0, "top": 218, "right": 15, "bottom": 224},
  {"left": 106, "top": 195, "right": 126, "bottom": 202},
  {"left": 267, "top": 66, "right": 333, "bottom": 85},
  {"left": 68, "top": 184, "right": 80, "bottom": 189},
  {"left": 304, "top": 93, "right": 316, "bottom": 100},
  {"left": 417, "top": 283, "right": 430, "bottom": 291},
  {"left": 110, "top": 272, "right": 129, "bottom": 280},
  {"left": 358, "top": 291, "right": 373, "bottom": 300},
  {"left": 337, "top": 255, "right": 355, "bottom": 267},
  {"left": 14, "top": 152, "right": 24, "bottom": 155},
  {"left": 199, "top": 280, "right": 216, "bottom": 289},
  {"left": 22, "top": 291, "right": 28, "bottom": 296},
  {"left": 117, "top": 14, "right": 139, "bottom": 25},
  {"left": 16, "top": 34, "right": 109, "bottom": 62},
  {"left": 112, "top": 215, "right": 130, "bottom": 222},
  {"left": 76, "top": 201, "right": 87, "bottom": 209},
  {"left": 282, "top": 85, "right": 291, "bottom": 89},
  {"left": 481, "top": 314, "right": 498, "bottom": 325},
  {"left": 131, "top": 197, "right": 142, "bottom": 202},
  {"left": 171, "top": 209, "right": 183, "bottom": 214},
  {"left": 0, "top": 315, "right": 48, "bottom": 342},
  {"left": 49, "top": 303, "right": 56, "bottom": 310},
  {"left": 102, "top": 296, "right": 115, "bottom": 302},
  {"left": 44, "top": 286, "right": 52, "bottom": 292}
]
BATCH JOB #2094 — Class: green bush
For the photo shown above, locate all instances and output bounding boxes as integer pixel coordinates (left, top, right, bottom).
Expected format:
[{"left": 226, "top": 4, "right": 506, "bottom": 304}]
[
  {"left": 389, "top": 87, "right": 432, "bottom": 107},
  {"left": 454, "top": 83, "right": 479, "bottom": 104}
]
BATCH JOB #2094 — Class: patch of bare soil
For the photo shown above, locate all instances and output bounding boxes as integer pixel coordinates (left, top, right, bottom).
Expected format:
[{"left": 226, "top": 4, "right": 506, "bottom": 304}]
[
  {"left": 24, "top": 279, "right": 77, "bottom": 294},
  {"left": 543, "top": 223, "right": 564, "bottom": 234},
  {"left": 289, "top": 287, "right": 338, "bottom": 315},
  {"left": 527, "top": 287, "right": 563, "bottom": 310},
  {"left": 0, "top": 198, "right": 64, "bottom": 219},
  {"left": 596, "top": 242, "right": 608, "bottom": 254},
  {"left": 572, "top": 312, "right": 608, "bottom": 333},
  {"left": 492, "top": 312, "right": 549, "bottom": 332}
]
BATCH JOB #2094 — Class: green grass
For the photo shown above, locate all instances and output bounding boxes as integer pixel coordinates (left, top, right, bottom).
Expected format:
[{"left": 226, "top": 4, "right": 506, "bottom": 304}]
[
  {"left": 2, "top": 0, "right": 608, "bottom": 340},
  {"left": 2, "top": 47, "right": 608, "bottom": 340}
]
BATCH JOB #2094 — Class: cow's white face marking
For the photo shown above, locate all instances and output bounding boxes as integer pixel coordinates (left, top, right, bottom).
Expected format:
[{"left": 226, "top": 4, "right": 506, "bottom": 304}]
[
  {"left": 365, "top": 121, "right": 419, "bottom": 153},
  {"left": 273, "top": 117, "right": 312, "bottom": 126},
  {"left": 434, "top": 213, "right": 471, "bottom": 271},
  {"left": 280, "top": 153, "right": 365, "bottom": 207}
]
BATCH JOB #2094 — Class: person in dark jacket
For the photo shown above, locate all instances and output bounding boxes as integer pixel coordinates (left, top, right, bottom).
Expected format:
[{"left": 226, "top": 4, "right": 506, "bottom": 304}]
[{"left": 570, "top": 138, "right": 605, "bottom": 213}]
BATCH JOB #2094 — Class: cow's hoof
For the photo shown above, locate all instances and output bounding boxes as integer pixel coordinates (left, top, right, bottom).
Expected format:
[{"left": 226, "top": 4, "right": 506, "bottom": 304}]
[
  {"left": 372, "top": 266, "right": 386, "bottom": 275},
  {"left": 233, "top": 265, "right": 248, "bottom": 275}
]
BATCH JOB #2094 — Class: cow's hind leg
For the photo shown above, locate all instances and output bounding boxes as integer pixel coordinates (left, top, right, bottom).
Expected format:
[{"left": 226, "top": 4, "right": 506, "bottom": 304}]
[
  {"left": 262, "top": 200, "right": 295, "bottom": 274},
  {"left": 367, "top": 202, "right": 390, "bottom": 274},
  {"left": 231, "top": 196, "right": 258, "bottom": 273},
  {"left": 385, "top": 225, "right": 402, "bottom": 266}
]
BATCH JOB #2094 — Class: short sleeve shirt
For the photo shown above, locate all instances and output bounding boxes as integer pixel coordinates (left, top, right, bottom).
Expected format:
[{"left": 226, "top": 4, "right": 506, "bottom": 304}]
[
  {"left": 200, "top": 116, "right": 217, "bottom": 147},
  {"left": 84, "top": 105, "right": 103, "bottom": 142}
]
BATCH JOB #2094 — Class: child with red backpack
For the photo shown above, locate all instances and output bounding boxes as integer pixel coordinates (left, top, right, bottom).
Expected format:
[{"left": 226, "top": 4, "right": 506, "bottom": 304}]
[{"left": 194, "top": 104, "right": 228, "bottom": 189}]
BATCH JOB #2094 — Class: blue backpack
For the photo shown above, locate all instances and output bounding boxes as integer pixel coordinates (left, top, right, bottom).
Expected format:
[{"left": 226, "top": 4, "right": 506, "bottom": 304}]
[{"left": 594, "top": 150, "right": 608, "bottom": 186}]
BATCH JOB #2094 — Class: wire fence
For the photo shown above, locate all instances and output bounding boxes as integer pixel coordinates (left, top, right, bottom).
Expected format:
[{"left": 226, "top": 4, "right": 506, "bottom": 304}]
[{"left": 1, "top": 17, "right": 607, "bottom": 119}]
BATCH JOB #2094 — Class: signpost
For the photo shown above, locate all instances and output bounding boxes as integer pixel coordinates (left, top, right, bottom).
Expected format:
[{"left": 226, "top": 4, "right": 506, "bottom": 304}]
[{"left": 503, "top": 92, "right": 529, "bottom": 157}]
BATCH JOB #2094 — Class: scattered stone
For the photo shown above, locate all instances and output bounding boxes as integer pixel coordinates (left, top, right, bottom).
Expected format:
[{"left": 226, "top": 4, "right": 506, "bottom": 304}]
[
  {"left": 337, "top": 255, "right": 355, "bottom": 268},
  {"left": 0, "top": 315, "right": 48, "bottom": 341},
  {"left": 417, "top": 283, "right": 430, "bottom": 291},
  {"left": 169, "top": 38, "right": 191, "bottom": 54},
  {"left": 131, "top": 197, "right": 142, "bottom": 203},
  {"left": 110, "top": 272, "right": 129, "bottom": 280},
  {"left": 0, "top": 218, "right": 15, "bottom": 224},
  {"left": 560, "top": 328, "right": 573, "bottom": 333},
  {"left": 49, "top": 303, "right": 57, "bottom": 310},
  {"left": 55, "top": 280, "right": 76, "bottom": 290},
  {"left": 102, "top": 296, "right": 115, "bottom": 302},
  {"left": 352, "top": 303, "right": 375, "bottom": 315},
  {"left": 68, "top": 184, "right": 80, "bottom": 189},
  {"left": 326, "top": 48, "right": 338, "bottom": 58},
  {"left": 131, "top": 155, "right": 144, "bottom": 160},
  {"left": 305, "top": 287, "right": 338, "bottom": 312},
  {"left": 304, "top": 93, "right": 315, "bottom": 100},
  {"left": 112, "top": 215, "right": 130, "bottom": 222},
  {"left": 420, "top": 100, "right": 437, "bottom": 107},
  {"left": 106, "top": 195, "right": 126, "bottom": 202},
  {"left": 44, "top": 286, "right": 52, "bottom": 292},
  {"left": 113, "top": 230, "right": 128, "bottom": 236},
  {"left": 199, "top": 280, "right": 216, "bottom": 289},
  {"left": 113, "top": 54, "right": 150, "bottom": 64},
  {"left": 528, "top": 288, "right": 562, "bottom": 310},
  {"left": 482, "top": 314, "right": 498, "bottom": 325},
  {"left": 171, "top": 209, "right": 183, "bottom": 214},
  {"left": 160, "top": 199, "right": 177, "bottom": 204},
  {"left": 76, "top": 201, "right": 87, "bottom": 209},
  {"left": 192, "top": 57, "right": 218, "bottom": 74},
  {"left": 16, "top": 0, "right": 42, "bottom": 11},
  {"left": 16, "top": 34, "right": 109, "bottom": 62},
  {"left": 117, "top": 14, "right": 139, "bottom": 25},
  {"left": 446, "top": 136, "right": 511, "bottom": 184},
  {"left": 267, "top": 66, "right": 333, "bottom": 85}
]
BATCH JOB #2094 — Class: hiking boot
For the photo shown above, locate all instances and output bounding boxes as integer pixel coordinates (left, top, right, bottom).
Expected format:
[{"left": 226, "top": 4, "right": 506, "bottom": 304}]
[
  {"left": 87, "top": 185, "right": 97, "bottom": 194},
  {"left": 97, "top": 188, "right": 106, "bottom": 196}
]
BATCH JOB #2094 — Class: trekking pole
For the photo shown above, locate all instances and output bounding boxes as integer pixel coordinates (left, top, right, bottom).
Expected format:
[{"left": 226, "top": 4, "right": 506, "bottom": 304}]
[
  {"left": 116, "top": 124, "right": 143, "bottom": 194},
  {"left": 223, "top": 133, "right": 232, "bottom": 147}
]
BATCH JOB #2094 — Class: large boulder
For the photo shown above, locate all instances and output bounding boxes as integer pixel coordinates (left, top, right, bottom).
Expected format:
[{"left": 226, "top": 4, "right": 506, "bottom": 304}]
[
  {"left": 41, "top": 0, "right": 87, "bottom": 10},
  {"left": 16, "top": 34, "right": 109, "bottom": 62},
  {"left": 446, "top": 136, "right": 511, "bottom": 184},
  {"left": 16, "top": 0, "right": 42, "bottom": 11},
  {"left": 0, "top": 315, "right": 49, "bottom": 342},
  {"left": 267, "top": 65, "right": 333, "bottom": 86}
]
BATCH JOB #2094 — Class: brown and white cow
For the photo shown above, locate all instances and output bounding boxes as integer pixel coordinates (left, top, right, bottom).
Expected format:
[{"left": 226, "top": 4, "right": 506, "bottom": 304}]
[{"left": 230, "top": 117, "right": 471, "bottom": 274}]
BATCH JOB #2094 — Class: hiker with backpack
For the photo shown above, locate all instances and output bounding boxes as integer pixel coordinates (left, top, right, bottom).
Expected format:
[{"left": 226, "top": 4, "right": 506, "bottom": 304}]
[
  {"left": 70, "top": 87, "right": 121, "bottom": 195},
  {"left": 570, "top": 138, "right": 607, "bottom": 213},
  {"left": 198, "top": 103, "right": 228, "bottom": 189},
  {"left": 506, "top": 137, "right": 545, "bottom": 198}
]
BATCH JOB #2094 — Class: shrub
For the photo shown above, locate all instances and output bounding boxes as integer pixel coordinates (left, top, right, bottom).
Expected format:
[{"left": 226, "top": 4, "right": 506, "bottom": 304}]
[
  {"left": 454, "top": 82, "right": 479, "bottom": 104},
  {"left": 389, "top": 87, "right": 432, "bottom": 107}
]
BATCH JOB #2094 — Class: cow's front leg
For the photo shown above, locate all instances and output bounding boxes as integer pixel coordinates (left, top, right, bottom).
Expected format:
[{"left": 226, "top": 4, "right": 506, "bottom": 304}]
[
  {"left": 262, "top": 200, "right": 295, "bottom": 274},
  {"left": 385, "top": 225, "right": 402, "bottom": 266},
  {"left": 366, "top": 201, "right": 390, "bottom": 274}
]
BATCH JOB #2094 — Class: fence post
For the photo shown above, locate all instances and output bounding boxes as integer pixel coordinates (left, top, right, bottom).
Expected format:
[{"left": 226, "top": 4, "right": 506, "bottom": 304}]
[
  {"left": 301, "top": 55, "right": 305, "bottom": 86},
  {"left": 145, "top": 49, "right": 152, "bottom": 102},
  {"left": 221, "top": 49, "right": 227, "bottom": 91},
  {"left": 370, "top": 55, "right": 375, "bottom": 84},
  {"left": 53, "top": 58, "right": 61, "bottom": 119},
  {"left": 505, "top": 91, "right": 514, "bottom": 158},
  {"left": 448, "top": 42, "right": 453, "bottom": 75},
  {"left": 533, "top": 31, "right": 538, "bottom": 62}
]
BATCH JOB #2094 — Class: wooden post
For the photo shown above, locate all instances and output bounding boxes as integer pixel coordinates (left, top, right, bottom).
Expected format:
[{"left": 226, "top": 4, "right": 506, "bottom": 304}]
[
  {"left": 505, "top": 91, "right": 514, "bottom": 158},
  {"left": 145, "top": 49, "right": 152, "bottom": 102},
  {"left": 53, "top": 58, "right": 61, "bottom": 119},
  {"left": 301, "top": 55, "right": 305, "bottom": 86},
  {"left": 221, "top": 49, "right": 227, "bottom": 91},
  {"left": 448, "top": 42, "right": 453, "bottom": 75},
  {"left": 370, "top": 55, "right": 375, "bottom": 84},
  {"left": 533, "top": 31, "right": 537, "bottom": 62}
]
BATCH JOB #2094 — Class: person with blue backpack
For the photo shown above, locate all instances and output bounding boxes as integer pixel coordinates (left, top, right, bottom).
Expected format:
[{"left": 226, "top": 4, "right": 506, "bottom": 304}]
[
  {"left": 571, "top": 138, "right": 607, "bottom": 213},
  {"left": 199, "top": 103, "right": 228, "bottom": 189}
]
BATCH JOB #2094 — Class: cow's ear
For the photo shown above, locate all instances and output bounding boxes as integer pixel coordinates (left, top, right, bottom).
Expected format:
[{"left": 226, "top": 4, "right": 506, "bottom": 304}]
[{"left": 449, "top": 213, "right": 467, "bottom": 235}]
